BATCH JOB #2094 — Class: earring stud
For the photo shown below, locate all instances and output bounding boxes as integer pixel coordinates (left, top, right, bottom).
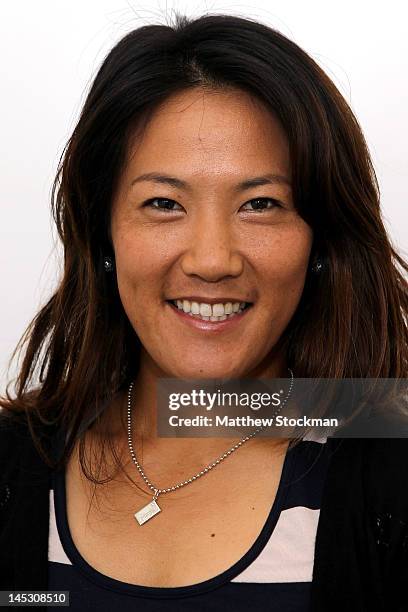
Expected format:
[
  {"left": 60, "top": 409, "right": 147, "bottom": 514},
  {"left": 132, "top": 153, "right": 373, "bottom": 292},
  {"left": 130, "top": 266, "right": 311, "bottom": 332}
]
[
  {"left": 311, "top": 258, "right": 323, "bottom": 274},
  {"left": 104, "top": 256, "right": 114, "bottom": 272}
]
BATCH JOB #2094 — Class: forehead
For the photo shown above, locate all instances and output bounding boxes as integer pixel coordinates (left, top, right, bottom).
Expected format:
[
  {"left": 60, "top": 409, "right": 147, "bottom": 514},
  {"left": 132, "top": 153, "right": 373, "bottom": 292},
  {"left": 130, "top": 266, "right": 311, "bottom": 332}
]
[{"left": 124, "top": 87, "right": 290, "bottom": 185}]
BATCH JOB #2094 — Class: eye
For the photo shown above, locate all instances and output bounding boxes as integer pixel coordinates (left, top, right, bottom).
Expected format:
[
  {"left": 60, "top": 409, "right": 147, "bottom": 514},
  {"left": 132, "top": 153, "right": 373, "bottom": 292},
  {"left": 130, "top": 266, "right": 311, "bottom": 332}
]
[
  {"left": 142, "top": 197, "right": 183, "bottom": 212},
  {"left": 241, "top": 197, "right": 282, "bottom": 212}
]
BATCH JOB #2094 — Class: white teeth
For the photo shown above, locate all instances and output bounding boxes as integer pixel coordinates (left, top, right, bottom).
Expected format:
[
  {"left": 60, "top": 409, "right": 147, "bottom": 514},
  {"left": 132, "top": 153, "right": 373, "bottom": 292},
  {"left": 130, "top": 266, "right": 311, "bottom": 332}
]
[
  {"left": 191, "top": 301, "right": 200, "bottom": 315},
  {"left": 199, "top": 303, "right": 212, "bottom": 317},
  {"left": 182, "top": 299, "right": 190, "bottom": 313},
  {"left": 212, "top": 303, "right": 225, "bottom": 317},
  {"left": 171, "top": 299, "right": 249, "bottom": 321}
]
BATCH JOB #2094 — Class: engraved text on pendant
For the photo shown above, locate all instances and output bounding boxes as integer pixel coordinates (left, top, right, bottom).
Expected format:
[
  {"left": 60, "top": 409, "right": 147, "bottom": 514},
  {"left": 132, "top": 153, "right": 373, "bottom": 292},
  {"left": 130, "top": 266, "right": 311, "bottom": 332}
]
[{"left": 134, "top": 499, "right": 161, "bottom": 525}]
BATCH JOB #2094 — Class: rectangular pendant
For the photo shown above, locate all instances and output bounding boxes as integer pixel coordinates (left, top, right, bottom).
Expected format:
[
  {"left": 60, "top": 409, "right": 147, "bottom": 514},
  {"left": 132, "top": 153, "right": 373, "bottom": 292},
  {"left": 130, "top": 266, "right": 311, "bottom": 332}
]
[{"left": 134, "top": 499, "right": 161, "bottom": 525}]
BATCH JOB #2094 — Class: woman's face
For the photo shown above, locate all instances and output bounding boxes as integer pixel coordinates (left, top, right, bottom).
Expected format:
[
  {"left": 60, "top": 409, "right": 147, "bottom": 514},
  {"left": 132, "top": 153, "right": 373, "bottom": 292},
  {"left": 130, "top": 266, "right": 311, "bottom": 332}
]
[{"left": 111, "top": 87, "right": 313, "bottom": 379}]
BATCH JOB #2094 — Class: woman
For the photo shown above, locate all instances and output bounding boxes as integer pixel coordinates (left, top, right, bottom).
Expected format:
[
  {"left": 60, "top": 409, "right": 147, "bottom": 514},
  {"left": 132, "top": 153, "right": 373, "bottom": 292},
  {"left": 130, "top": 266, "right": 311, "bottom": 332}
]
[{"left": 1, "top": 12, "right": 407, "bottom": 612}]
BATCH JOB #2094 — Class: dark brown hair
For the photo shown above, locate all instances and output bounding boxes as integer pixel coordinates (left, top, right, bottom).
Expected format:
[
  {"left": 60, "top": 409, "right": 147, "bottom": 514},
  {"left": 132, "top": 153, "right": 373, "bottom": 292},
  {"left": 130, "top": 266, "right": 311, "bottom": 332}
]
[{"left": 1, "top": 13, "right": 407, "bottom": 483}]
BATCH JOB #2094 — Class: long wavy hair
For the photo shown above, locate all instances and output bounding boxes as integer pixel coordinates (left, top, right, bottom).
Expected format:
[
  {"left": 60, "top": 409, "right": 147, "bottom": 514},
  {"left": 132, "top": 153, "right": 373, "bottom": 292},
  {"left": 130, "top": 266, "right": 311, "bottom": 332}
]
[{"left": 1, "top": 13, "right": 407, "bottom": 482}]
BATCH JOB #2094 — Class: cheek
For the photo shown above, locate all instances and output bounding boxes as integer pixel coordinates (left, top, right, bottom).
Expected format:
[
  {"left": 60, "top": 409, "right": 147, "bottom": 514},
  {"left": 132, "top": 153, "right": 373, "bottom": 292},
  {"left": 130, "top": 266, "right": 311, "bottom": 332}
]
[
  {"left": 115, "top": 230, "right": 174, "bottom": 296},
  {"left": 254, "top": 224, "right": 312, "bottom": 300},
  {"left": 113, "top": 232, "right": 180, "bottom": 348}
]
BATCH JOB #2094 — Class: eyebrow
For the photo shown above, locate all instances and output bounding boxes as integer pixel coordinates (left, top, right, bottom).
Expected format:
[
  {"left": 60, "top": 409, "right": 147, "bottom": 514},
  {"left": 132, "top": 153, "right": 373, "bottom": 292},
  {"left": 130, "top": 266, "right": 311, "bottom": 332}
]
[{"left": 130, "top": 172, "right": 291, "bottom": 191}]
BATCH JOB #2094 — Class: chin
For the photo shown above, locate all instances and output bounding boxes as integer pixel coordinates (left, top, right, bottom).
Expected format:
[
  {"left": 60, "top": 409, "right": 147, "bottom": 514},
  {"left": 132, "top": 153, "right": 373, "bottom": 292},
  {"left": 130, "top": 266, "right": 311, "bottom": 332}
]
[{"left": 167, "top": 363, "right": 244, "bottom": 380}]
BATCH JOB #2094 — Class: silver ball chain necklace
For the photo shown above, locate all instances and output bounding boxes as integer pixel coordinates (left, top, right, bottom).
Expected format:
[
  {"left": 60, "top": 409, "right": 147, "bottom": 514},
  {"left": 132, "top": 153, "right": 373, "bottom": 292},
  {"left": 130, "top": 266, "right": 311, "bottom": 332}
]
[{"left": 127, "top": 368, "right": 294, "bottom": 525}]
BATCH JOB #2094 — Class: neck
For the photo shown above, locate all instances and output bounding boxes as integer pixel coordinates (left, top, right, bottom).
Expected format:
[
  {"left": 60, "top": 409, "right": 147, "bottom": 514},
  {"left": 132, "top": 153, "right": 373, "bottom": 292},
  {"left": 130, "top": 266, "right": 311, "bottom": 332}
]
[
  {"left": 87, "top": 349, "right": 290, "bottom": 480},
  {"left": 121, "top": 348, "right": 289, "bottom": 460}
]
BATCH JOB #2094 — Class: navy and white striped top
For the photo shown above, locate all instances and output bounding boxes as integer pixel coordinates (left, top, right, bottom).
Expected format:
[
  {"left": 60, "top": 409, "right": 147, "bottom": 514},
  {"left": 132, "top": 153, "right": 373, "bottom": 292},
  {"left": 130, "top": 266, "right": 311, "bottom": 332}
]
[{"left": 48, "top": 435, "right": 332, "bottom": 610}]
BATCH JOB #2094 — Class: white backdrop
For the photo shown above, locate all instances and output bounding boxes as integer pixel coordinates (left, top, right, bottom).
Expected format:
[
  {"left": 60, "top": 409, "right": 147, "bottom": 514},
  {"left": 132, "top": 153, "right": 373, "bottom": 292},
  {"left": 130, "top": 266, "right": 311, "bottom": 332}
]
[{"left": 1, "top": 0, "right": 407, "bottom": 392}]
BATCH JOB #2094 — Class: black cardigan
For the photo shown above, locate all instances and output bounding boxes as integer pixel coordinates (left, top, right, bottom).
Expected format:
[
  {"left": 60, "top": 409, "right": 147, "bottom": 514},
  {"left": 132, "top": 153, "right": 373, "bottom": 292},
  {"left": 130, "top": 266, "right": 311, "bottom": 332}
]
[{"left": 1, "top": 413, "right": 408, "bottom": 611}]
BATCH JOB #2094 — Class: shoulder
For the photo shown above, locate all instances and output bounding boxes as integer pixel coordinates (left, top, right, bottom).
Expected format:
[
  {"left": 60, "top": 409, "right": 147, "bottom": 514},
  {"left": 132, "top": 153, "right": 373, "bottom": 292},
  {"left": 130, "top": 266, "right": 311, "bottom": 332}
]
[
  {"left": 328, "top": 437, "right": 408, "bottom": 476},
  {"left": 0, "top": 409, "right": 55, "bottom": 484},
  {"left": 362, "top": 436, "right": 408, "bottom": 465},
  {"left": 0, "top": 410, "right": 32, "bottom": 461},
  {"left": 362, "top": 438, "right": 408, "bottom": 511},
  {"left": 325, "top": 436, "right": 408, "bottom": 467},
  {"left": 319, "top": 437, "right": 408, "bottom": 552},
  {"left": 325, "top": 437, "right": 408, "bottom": 513}
]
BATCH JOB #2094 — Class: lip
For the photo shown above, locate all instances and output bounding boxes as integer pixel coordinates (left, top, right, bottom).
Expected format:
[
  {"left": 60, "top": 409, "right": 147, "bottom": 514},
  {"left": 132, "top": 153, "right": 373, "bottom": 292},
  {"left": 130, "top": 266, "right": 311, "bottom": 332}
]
[
  {"left": 168, "top": 297, "right": 252, "bottom": 305},
  {"left": 166, "top": 300, "right": 253, "bottom": 332}
]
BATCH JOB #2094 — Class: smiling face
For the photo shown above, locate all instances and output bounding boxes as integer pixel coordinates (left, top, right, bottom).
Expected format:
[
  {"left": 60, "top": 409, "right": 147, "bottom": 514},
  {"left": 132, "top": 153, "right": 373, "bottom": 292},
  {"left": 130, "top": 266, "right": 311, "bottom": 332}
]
[{"left": 110, "top": 87, "right": 313, "bottom": 379}]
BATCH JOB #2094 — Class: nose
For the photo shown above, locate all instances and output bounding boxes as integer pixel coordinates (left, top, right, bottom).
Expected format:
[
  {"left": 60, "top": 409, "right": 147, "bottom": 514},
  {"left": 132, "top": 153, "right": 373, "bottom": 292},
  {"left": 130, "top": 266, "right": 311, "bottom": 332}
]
[{"left": 180, "top": 212, "right": 244, "bottom": 281}]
